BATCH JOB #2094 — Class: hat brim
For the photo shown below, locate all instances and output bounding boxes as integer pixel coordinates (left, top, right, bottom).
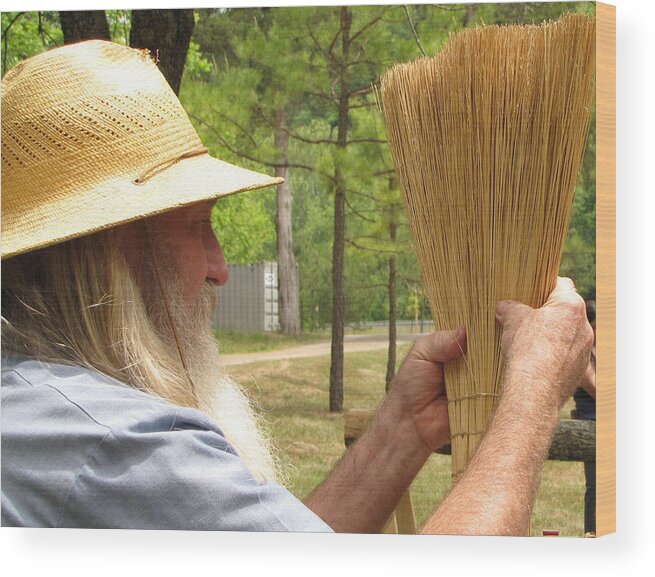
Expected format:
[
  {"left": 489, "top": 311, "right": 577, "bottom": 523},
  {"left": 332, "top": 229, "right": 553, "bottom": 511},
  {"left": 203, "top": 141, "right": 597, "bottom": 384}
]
[{"left": 1, "top": 153, "right": 283, "bottom": 259}]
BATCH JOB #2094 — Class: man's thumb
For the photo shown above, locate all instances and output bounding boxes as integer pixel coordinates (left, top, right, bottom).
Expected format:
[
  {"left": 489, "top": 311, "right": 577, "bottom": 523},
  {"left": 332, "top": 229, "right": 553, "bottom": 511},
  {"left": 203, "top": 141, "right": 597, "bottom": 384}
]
[{"left": 415, "top": 326, "right": 467, "bottom": 363}]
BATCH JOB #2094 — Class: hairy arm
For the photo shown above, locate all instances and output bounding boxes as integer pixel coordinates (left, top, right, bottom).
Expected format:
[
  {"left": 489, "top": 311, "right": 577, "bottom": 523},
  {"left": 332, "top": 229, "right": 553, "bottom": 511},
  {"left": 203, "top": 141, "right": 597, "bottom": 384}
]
[
  {"left": 305, "top": 328, "right": 466, "bottom": 533},
  {"left": 304, "top": 402, "right": 432, "bottom": 533},
  {"left": 420, "top": 369, "right": 561, "bottom": 535}
]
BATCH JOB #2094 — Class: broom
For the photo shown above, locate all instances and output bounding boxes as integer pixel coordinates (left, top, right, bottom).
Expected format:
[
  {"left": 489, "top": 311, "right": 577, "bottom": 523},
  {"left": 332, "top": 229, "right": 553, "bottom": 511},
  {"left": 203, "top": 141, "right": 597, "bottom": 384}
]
[{"left": 380, "top": 14, "right": 595, "bottom": 477}]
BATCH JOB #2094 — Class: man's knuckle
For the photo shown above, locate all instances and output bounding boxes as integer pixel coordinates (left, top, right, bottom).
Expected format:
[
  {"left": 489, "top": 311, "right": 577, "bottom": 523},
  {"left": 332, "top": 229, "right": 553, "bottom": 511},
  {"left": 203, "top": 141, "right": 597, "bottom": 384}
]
[
  {"left": 555, "top": 297, "right": 584, "bottom": 325},
  {"left": 410, "top": 337, "right": 430, "bottom": 359},
  {"left": 573, "top": 293, "right": 586, "bottom": 311}
]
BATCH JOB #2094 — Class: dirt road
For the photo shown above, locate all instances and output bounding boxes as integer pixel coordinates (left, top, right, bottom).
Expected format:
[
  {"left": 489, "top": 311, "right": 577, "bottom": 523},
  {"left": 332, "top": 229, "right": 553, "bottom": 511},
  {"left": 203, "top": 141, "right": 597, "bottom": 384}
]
[{"left": 221, "top": 333, "right": 427, "bottom": 366}]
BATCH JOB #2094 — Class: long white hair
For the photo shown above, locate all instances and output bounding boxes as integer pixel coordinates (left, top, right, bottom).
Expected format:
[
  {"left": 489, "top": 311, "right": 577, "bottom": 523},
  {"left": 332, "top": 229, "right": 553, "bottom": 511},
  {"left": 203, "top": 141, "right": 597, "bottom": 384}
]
[{"left": 1, "top": 228, "right": 279, "bottom": 483}]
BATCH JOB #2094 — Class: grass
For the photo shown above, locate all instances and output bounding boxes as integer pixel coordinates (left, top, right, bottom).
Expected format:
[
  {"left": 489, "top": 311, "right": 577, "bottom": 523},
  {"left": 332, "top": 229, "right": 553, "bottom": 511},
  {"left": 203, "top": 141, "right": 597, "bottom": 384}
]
[
  {"left": 227, "top": 340, "right": 588, "bottom": 537},
  {"left": 215, "top": 329, "right": 327, "bottom": 354}
]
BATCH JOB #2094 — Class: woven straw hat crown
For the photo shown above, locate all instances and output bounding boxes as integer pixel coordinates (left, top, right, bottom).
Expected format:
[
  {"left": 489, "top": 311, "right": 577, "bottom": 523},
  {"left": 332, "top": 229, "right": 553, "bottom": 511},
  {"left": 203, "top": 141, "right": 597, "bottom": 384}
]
[{"left": 1, "top": 40, "right": 281, "bottom": 259}]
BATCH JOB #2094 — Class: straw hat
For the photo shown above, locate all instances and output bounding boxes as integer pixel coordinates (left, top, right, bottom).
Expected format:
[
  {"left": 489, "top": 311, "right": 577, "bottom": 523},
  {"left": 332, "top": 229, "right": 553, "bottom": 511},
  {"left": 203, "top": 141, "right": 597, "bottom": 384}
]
[{"left": 1, "top": 40, "right": 282, "bottom": 260}]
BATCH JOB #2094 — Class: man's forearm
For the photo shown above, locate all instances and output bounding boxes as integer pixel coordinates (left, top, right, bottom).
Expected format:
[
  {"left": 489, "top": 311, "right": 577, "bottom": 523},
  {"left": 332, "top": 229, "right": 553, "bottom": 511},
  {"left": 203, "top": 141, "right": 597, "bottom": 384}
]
[
  {"left": 421, "top": 373, "right": 561, "bottom": 535},
  {"left": 305, "top": 403, "right": 432, "bottom": 533}
]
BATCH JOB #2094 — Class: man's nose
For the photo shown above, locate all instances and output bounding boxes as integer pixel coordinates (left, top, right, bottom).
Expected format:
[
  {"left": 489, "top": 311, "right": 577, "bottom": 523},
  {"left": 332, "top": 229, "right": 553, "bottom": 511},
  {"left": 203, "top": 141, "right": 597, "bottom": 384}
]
[{"left": 206, "top": 232, "right": 229, "bottom": 286}]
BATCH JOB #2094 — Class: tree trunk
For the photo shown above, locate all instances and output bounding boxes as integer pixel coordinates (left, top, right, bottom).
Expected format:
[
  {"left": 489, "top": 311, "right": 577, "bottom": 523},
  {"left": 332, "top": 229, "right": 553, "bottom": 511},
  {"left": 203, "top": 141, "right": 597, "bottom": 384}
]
[
  {"left": 329, "top": 6, "right": 353, "bottom": 413},
  {"left": 385, "top": 219, "right": 398, "bottom": 392},
  {"left": 330, "top": 167, "right": 346, "bottom": 413},
  {"left": 129, "top": 9, "right": 195, "bottom": 96},
  {"left": 275, "top": 108, "right": 301, "bottom": 337},
  {"left": 420, "top": 292, "right": 425, "bottom": 333},
  {"left": 462, "top": 4, "right": 477, "bottom": 28},
  {"left": 60, "top": 11, "right": 110, "bottom": 44}
]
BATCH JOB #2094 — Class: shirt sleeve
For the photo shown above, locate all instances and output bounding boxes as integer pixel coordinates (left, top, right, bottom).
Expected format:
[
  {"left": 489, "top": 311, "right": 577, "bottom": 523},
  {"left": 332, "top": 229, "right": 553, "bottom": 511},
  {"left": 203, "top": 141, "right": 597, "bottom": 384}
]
[{"left": 60, "top": 421, "right": 333, "bottom": 532}]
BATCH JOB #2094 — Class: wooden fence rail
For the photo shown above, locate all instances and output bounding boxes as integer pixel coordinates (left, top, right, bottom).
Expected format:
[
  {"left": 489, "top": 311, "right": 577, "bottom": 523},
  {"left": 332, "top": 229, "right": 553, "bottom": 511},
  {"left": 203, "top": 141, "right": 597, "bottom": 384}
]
[{"left": 344, "top": 409, "right": 595, "bottom": 462}]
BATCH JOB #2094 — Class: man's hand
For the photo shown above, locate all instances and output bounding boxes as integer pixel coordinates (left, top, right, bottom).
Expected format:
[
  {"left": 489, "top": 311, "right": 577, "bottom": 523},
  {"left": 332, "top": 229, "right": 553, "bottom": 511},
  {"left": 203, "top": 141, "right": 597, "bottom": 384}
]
[
  {"left": 384, "top": 327, "right": 467, "bottom": 453},
  {"left": 422, "top": 277, "right": 595, "bottom": 535},
  {"left": 495, "top": 276, "right": 594, "bottom": 411}
]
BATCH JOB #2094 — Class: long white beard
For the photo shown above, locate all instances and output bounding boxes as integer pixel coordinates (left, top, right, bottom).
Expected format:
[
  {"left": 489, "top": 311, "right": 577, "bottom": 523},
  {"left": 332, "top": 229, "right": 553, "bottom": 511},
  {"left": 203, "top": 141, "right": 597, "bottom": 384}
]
[
  {"left": 146, "top": 267, "right": 279, "bottom": 484},
  {"left": 185, "top": 303, "right": 279, "bottom": 485},
  {"left": 205, "top": 369, "right": 280, "bottom": 484}
]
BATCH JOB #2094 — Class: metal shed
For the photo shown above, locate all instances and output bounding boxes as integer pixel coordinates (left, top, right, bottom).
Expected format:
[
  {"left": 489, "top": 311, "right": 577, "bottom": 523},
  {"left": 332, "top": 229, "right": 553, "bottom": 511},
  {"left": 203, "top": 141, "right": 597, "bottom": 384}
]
[{"left": 212, "top": 262, "right": 280, "bottom": 332}]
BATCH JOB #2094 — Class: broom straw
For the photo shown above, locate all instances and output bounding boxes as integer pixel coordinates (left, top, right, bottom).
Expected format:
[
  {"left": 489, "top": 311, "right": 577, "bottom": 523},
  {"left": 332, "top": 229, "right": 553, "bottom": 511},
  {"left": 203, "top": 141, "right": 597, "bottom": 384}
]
[{"left": 380, "top": 14, "right": 595, "bottom": 477}]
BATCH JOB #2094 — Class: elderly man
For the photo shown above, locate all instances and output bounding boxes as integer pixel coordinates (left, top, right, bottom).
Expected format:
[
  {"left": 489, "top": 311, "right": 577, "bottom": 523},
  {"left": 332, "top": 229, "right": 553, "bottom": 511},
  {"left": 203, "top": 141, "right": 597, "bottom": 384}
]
[{"left": 1, "top": 41, "right": 593, "bottom": 534}]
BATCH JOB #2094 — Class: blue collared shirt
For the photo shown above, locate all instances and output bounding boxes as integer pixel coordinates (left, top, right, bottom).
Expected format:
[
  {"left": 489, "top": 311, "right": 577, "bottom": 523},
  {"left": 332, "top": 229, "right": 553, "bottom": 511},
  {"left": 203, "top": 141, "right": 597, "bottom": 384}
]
[{"left": 1, "top": 357, "right": 332, "bottom": 532}]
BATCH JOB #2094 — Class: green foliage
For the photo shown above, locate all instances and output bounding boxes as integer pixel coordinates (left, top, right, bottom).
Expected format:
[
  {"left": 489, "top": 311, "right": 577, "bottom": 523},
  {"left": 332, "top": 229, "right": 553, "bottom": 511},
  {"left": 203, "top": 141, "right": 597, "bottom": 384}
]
[
  {"left": 211, "top": 193, "right": 277, "bottom": 264},
  {"left": 105, "top": 10, "right": 130, "bottom": 45},
  {"left": 562, "top": 107, "right": 596, "bottom": 300},
  {"left": 4, "top": 3, "right": 597, "bottom": 321},
  {"left": 183, "top": 41, "right": 212, "bottom": 81},
  {"left": 180, "top": 73, "right": 277, "bottom": 264},
  {"left": 1, "top": 12, "right": 62, "bottom": 76},
  {"left": 561, "top": 230, "right": 595, "bottom": 300}
]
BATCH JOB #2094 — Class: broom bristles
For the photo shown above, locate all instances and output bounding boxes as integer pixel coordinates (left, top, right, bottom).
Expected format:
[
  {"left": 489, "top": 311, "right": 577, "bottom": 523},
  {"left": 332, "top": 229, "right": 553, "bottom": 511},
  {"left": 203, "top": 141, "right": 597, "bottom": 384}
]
[{"left": 380, "top": 14, "right": 595, "bottom": 477}]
